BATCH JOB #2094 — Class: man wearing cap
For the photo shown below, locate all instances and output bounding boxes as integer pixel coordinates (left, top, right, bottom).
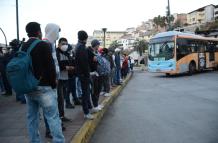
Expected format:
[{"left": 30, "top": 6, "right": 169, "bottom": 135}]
[
  {"left": 23, "top": 22, "right": 65, "bottom": 143},
  {"left": 87, "top": 39, "right": 103, "bottom": 112},
  {"left": 75, "top": 30, "right": 93, "bottom": 119}
]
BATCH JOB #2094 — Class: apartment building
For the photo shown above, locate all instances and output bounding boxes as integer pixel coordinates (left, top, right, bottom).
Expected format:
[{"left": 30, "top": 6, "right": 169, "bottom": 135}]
[
  {"left": 173, "top": 13, "right": 187, "bottom": 25},
  {"left": 93, "top": 30, "right": 126, "bottom": 48},
  {"left": 215, "top": 5, "right": 218, "bottom": 20},
  {"left": 187, "top": 4, "right": 215, "bottom": 25}
]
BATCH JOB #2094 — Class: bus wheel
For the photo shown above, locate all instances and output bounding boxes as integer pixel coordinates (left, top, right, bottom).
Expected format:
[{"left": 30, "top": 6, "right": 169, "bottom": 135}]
[{"left": 189, "top": 62, "right": 196, "bottom": 75}]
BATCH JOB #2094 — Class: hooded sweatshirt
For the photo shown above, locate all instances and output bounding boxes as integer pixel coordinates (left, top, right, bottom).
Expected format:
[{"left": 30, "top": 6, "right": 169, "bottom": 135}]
[{"left": 44, "top": 23, "right": 60, "bottom": 79}]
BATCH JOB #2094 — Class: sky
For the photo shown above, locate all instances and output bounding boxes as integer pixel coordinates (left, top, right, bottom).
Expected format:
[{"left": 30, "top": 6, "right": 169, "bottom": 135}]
[{"left": 0, "top": 0, "right": 218, "bottom": 45}]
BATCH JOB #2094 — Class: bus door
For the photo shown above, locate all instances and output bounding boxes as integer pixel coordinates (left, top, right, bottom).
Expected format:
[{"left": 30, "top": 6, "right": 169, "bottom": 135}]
[
  {"left": 198, "top": 46, "right": 206, "bottom": 70},
  {"left": 205, "top": 44, "right": 216, "bottom": 68}
]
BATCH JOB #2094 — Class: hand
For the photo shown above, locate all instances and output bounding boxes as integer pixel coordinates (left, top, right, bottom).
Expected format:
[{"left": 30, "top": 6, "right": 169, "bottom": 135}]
[{"left": 93, "top": 56, "right": 97, "bottom": 62}]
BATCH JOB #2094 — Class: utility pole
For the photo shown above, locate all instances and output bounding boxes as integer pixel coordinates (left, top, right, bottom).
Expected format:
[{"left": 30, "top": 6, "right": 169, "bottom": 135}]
[
  {"left": 102, "top": 28, "right": 107, "bottom": 48},
  {"left": 16, "top": 0, "right": 20, "bottom": 41}
]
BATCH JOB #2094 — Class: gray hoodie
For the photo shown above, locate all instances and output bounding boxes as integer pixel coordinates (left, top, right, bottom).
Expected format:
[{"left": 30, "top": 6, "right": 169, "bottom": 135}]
[{"left": 44, "top": 23, "right": 60, "bottom": 79}]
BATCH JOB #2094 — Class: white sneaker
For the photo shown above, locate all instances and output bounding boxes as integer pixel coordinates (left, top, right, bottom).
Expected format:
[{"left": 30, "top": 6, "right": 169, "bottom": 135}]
[
  {"left": 100, "top": 92, "right": 105, "bottom": 96},
  {"left": 95, "top": 105, "right": 102, "bottom": 111},
  {"left": 98, "top": 104, "right": 104, "bottom": 110},
  {"left": 104, "top": 93, "right": 111, "bottom": 97},
  {"left": 84, "top": 113, "right": 94, "bottom": 120},
  {"left": 90, "top": 107, "right": 100, "bottom": 114}
]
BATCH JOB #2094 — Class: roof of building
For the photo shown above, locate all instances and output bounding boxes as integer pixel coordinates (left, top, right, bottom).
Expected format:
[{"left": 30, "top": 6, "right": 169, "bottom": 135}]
[{"left": 188, "top": 4, "right": 215, "bottom": 14}]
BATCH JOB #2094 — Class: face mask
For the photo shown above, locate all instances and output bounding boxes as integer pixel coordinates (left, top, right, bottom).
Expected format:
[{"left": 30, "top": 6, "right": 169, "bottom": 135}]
[{"left": 60, "top": 45, "right": 68, "bottom": 51}]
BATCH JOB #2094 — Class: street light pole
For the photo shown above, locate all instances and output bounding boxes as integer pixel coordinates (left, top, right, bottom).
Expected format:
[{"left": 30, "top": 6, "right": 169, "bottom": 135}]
[
  {"left": 166, "top": 0, "right": 171, "bottom": 31},
  {"left": 16, "top": 0, "right": 20, "bottom": 41},
  {"left": 0, "top": 27, "right": 8, "bottom": 47},
  {"left": 102, "top": 28, "right": 107, "bottom": 48}
]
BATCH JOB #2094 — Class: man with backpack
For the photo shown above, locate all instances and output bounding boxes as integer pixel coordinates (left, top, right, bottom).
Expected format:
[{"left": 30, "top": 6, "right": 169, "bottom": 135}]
[{"left": 19, "top": 22, "right": 65, "bottom": 143}]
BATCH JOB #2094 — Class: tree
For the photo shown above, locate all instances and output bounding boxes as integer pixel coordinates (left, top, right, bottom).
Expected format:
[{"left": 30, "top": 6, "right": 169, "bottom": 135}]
[
  {"left": 133, "top": 40, "right": 148, "bottom": 56},
  {"left": 153, "top": 15, "right": 167, "bottom": 29},
  {"left": 108, "top": 40, "right": 119, "bottom": 51}
]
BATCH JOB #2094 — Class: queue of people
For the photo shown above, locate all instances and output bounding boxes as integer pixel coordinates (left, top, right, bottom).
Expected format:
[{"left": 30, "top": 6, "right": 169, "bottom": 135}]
[{"left": 0, "top": 21, "right": 133, "bottom": 143}]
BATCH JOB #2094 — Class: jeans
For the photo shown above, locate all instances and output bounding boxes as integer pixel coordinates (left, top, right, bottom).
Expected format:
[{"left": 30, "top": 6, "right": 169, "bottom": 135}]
[
  {"left": 114, "top": 68, "right": 121, "bottom": 84},
  {"left": 25, "top": 86, "right": 65, "bottom": 143}
]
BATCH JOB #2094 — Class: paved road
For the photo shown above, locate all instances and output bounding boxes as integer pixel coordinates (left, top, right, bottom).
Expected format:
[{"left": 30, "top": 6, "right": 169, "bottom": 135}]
[{"left": 90, "top": 70, "right": 218, "bottom": 143}]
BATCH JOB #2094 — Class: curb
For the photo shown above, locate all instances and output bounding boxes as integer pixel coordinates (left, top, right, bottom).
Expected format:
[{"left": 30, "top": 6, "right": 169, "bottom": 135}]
[{"left": 70, "top": 73, "right": 133, "bottom": 143}]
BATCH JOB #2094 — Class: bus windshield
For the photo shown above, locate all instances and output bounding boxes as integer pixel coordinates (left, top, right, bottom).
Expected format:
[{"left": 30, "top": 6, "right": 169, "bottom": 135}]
[{"left": 149, "top": 41, "right": 174, "bottom": 61}]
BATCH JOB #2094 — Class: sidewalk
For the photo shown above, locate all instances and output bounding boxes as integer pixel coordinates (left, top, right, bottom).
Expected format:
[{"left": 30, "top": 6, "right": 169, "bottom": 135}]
[{"left": 0, "top": 73, "right": 132, "bottom": 143}]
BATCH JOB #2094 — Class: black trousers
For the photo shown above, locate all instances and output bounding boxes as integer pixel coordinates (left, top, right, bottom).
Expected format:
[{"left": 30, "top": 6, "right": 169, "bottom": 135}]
[
  {"left": 90, "top": 75, "right": 102, "bottom": 107},
  {"left": 67, "top": 76, "right": 78, "bottom": 104},
  {"left": 57, "top": 80, "right": 68, "bottom": 117},
  {"left": 79, "top": 76, "right": 92, "bottom": 115}
]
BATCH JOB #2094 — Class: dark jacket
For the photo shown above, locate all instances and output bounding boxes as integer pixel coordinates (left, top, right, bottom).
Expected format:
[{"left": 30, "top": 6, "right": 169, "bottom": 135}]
[
  {"left": 75, "top": 41, "right": 90, "bottom": 77},
  {"left": 87, "top": 47, "right": 98, "bottom": 72},
  {"left": 21, "top": 38, "right": 56, "bottom": 88},
  {"left": 56, "top": 48, "right": 70, "bottom": 71}
]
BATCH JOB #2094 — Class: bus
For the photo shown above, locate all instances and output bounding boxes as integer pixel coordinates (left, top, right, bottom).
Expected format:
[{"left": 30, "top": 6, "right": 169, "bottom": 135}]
[{"left": 148, "top": 31, "right": 218, "bottom": 75}]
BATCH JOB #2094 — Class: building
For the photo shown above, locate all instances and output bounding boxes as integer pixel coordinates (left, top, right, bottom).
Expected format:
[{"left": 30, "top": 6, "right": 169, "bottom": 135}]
[
  {"left": 93, "top": 30, "right": 127, "bottom": 48},
  {"left": 187, "top": 4, "right": 215, "bottom": 25},
  {"left": 126, "top": 27, "right": 136, "bottom": 34},
  {"left": 86, "top": 36, "right": 96, "bottom": 47},
  {"left": 215, "top": 5, "right": 218, "bottom": 20},
  {"left": 117, "top": 34, "right": 136, "bottom": 50},
  {"left": 173, "top": 13, "right": 187, "bottom": 26}
]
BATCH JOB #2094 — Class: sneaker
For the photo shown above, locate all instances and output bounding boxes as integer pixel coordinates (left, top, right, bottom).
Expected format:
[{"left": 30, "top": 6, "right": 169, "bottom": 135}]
[
  {"left": 98, "top": 104, "right": 104, "bottom": 110},
  {"left": 90, "top": 107, "right": 100, "bottom": 114},
  {"left": 100, "top": 92, "right": 105, "bottom": 96},
  {"left": 84, "top": 113, "right": 94, "bottom": 120},
  {"left": 104, "top": 93, "right": 111, "bottom": 97},
  {"left": 66, "top": 103, "right": 75, "bottom": 109}
]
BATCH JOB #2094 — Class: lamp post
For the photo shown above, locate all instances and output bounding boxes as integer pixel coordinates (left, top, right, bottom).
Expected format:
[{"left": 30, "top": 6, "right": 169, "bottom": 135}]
[
  {"left": 16, "top": 0, "right": 19, "bottom": 41},
  {"left": 166, "top": 0, "right": 171, "bottom": 31},
  {"left": 102, "top": 28, "right": 107, "bottom": 48},
  {"left": 0, "top": 27, "right": 8, "bottom": 47}
]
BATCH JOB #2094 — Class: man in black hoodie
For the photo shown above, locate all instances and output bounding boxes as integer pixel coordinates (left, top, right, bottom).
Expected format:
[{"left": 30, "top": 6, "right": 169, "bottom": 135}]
[
  {"left": 23, "top": 22, "right": 65, "bottom": 143},
  {"left": 75, "top": 30, "right": 93, "bottom": 120}
]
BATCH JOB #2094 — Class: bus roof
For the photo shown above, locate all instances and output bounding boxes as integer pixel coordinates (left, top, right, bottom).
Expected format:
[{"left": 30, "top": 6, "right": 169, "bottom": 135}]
[{"left": 152, "top": 31, "right": 218, "bottom": 42}]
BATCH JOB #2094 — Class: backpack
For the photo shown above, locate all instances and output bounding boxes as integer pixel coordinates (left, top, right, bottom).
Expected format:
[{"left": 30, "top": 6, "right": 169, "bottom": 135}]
[
  {"left": 6, "top": 39, "right": 41, "bottom": 94},
  {"left": 96, "top": 55, "right": 111, "bottom": 75}
]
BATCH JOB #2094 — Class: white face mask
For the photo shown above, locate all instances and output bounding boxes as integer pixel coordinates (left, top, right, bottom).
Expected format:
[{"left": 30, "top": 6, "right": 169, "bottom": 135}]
[{"left": 60, "top": 45, "right": 68, "bottom": 52}]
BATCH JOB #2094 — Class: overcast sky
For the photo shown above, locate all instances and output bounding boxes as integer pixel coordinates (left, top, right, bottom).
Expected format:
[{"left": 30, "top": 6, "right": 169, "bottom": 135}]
[{"left": 0, "top": 0, "right": 217, "bottom": 44}]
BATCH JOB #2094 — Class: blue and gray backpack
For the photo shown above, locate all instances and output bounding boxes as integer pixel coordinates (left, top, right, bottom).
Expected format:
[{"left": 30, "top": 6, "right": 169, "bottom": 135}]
[
  {"left": 96, "top": 55, "right": 111, "bottom": 75},
  {"left": 6, "top": 39, "right": 41, "bottom": 94}
]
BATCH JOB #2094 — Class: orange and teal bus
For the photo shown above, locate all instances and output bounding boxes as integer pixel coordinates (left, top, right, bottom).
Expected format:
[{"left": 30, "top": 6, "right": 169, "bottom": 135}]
[{"left": 148, "top": 31, "right": 218, "bottom": 75}]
